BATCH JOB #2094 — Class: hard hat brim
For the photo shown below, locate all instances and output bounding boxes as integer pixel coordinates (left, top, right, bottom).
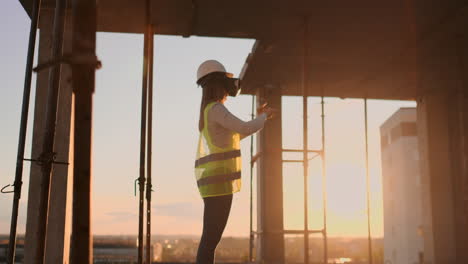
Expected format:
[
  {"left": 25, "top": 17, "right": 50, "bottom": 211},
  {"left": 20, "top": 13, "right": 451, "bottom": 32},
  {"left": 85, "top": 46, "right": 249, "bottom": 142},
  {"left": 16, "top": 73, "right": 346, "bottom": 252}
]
[{"left": 197, "top": 71, "right": 234, "bottom": 82}]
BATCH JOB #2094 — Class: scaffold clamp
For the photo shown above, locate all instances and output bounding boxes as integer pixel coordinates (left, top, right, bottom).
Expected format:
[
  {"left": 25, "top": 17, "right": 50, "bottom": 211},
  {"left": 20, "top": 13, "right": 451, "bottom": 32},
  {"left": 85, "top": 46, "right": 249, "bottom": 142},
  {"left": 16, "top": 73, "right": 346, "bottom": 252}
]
[{"left": 33, "top": 53, "right": 102, "bottom": 72}]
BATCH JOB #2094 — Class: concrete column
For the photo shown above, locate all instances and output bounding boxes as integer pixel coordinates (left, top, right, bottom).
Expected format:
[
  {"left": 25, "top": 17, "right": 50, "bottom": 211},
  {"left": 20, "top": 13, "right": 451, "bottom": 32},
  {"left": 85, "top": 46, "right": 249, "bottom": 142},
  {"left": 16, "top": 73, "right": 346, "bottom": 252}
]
[
  {"left": 23, "top": 8, "right": 74, "bottom": 264},
  {"left": 450, "top": 37, "right": 468, "bottom": 263},
  {"left": 417, "top": 91, "right": 455, "bottom": 263},
  {"left": 416, "top": 34, "right": 468, "bottom": 263},
  {"left": 256, "top": 85, "right": 285, "bottom": 264}
]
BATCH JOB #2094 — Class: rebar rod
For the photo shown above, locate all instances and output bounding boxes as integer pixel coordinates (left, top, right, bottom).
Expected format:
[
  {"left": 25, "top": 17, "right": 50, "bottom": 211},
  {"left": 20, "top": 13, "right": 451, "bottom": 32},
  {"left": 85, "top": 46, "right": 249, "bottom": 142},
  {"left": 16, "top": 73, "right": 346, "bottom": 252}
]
[
  {"left": 69, "top": 0, "right": 97, "bottom": 262},
  {"left": 321, "top": 96, "right": 328, "bottom": 264},
  {"left": 249, "top": 95, "right": 255, "bottom": 262},
  {"left": 35, "top": 0, "right": 67, "bottom": 262},
  {"left": 6, "top": 0, "right": 41, "bottom": 263},
  {"left": 302, "top": 16, "right": 310, "bottom": 264},
  {"left": 145, "top": 23, "right": 154, "bottom": 264},
  {"left": 364, "top": 99, "right": 373, "bottom": 264}
]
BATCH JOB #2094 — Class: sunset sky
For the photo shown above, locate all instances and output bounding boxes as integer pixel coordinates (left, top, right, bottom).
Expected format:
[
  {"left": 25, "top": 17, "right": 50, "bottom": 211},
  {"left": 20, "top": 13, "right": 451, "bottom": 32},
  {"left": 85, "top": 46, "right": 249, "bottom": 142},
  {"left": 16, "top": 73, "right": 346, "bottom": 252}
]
[{"left": 0, "top": 2, "right": 416, "bottom": 238}]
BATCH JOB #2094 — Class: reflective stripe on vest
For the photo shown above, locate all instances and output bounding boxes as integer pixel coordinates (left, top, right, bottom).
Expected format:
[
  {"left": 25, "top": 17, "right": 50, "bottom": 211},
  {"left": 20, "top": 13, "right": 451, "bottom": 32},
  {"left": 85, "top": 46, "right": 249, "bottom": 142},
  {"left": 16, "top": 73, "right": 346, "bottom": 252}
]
[
  {"left": 194, "top": 149, "right": 241, "bottom": 167},
  {"left": 194, "top": 102, "right": 242, "bottom": 198},
  {"left": 197, "top": 171, "right": 241, "bottom": 187}
]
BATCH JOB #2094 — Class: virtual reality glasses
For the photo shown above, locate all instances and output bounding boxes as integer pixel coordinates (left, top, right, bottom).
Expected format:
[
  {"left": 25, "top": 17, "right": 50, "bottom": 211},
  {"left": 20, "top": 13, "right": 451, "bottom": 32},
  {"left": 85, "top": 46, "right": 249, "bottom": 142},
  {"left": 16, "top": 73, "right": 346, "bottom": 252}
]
[
  {"left": 198, "top": 72, "right": 242, "bottom": 97},
  {"left": 225, "top": 77, "right": 241, "bottom": 97}
]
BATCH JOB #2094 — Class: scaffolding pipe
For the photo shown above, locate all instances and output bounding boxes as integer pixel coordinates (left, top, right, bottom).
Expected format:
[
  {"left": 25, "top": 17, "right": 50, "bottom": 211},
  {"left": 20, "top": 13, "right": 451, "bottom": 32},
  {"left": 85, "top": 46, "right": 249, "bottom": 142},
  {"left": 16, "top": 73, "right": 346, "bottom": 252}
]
[
  {"left": 145, "top": 23, "right": 154, "bottom": 264},
  {"left": 321, "top": 97, "right": 328, "bottom": 264},
  {"left": 283, "top": 148, "right": 321, "bottom": 153},
  {"left": 249, "top": 95, "right": 255, "bottom": 262},
  {"left": 302, "top": 16, "right": 310, "bottom": 264},
  {"left": 364, "top": 99, "right": 373, "bottom": 264},
  {"left": 69, "top": 0, "right": 97, "bottom": 262},
  {"left": 35, "top": 0, "right": 67, "bottom": 262},
  {"left": 255, "top": 229, "right": 323, "bottom": 235},
  {"left": 6, "top": 0, "right": 41, "bottom": 263},
  {"left": 137, "top": 0, "right": 151, "bottom": 261}
]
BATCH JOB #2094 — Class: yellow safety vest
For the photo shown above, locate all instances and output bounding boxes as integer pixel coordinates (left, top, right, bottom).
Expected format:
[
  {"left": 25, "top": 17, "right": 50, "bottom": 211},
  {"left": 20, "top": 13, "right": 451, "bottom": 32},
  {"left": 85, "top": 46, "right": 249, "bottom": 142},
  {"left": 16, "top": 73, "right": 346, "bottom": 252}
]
[{"left": 195, "top": 102, "right": 242, "bottom": 198}]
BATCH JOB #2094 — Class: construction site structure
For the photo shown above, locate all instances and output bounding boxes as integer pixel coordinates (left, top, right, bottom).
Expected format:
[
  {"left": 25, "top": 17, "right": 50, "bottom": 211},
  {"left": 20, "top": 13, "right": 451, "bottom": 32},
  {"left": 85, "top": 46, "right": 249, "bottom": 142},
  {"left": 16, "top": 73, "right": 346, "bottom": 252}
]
[{"left": 3, "top": 0, "right": 468, "bottom": 263}]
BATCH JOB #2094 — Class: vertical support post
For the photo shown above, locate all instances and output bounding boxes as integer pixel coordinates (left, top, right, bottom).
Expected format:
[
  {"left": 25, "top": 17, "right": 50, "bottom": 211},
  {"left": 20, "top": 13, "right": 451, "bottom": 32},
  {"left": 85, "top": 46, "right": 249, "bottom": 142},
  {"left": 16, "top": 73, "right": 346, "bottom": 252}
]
[
  {"left": 302, "top": 16, "right": 310, "bottom": 264},
  {"left": 138, "top": 0, "right": 151, "bottom": 261},
  {"left": 44, "top": 21, "right": 74, "bottom": 263},
  {"left": 321, "top": 97, "right": 328, "bottom": 264},
  {"left": 138, "top": 47, "right": 148, "bottom": 264},
  {"left": 145, "top": 23, "right": 154, "bottom": 264},
  {"left": 414, "top": 21, "right": 468, "bottom": 262},
  {"left": 249, "top": 95, "right": 255, "bottom": 263},
  {"left": 7, "top": 0, "right": 41, "bottom": 263},
  {"left": 256, "top": 86, "right": 284, "bottom": 264},
  {"left": 35, "top": 0, "right": 68, "bottom": 262},
  {"left": 24, "top": 8, "right": 74, "bottom": 264},
  {"left": 417, "top": 91, "right": 457, "bottom": 263},
  {"left": 302, "top": 96, "right": 310, "bottom": 264},
  {"left": 364, "top": 99, "right": 373, "bottom": 264},
  {"left": 455, "top": 37, "right": 468, "bottom": 257},
  {"left": 69, "top": 0, "right": 97, "bottom": 262}
]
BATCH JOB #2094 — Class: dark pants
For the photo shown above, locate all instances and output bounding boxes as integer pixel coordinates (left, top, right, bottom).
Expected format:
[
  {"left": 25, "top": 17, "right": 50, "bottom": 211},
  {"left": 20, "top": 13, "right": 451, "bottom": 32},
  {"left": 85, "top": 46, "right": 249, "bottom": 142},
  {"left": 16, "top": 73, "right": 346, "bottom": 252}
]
[{"left": 196, "top": 194, "right": 233, "bottom": 264}]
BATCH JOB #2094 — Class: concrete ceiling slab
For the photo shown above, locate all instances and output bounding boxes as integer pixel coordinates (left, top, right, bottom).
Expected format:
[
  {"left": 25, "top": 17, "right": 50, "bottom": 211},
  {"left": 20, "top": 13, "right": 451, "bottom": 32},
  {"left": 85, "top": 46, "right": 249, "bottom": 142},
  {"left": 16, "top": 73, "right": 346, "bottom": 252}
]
[{"left": 18, "top": 0, "right": 468, "bottom": 100}]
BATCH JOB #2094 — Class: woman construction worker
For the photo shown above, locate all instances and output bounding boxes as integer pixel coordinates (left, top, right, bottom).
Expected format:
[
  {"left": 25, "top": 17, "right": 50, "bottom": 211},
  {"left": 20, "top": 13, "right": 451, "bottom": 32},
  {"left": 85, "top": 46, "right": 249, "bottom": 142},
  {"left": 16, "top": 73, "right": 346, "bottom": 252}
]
[{"left": 194, "top": 60, "right": 275, "bottom": 263}]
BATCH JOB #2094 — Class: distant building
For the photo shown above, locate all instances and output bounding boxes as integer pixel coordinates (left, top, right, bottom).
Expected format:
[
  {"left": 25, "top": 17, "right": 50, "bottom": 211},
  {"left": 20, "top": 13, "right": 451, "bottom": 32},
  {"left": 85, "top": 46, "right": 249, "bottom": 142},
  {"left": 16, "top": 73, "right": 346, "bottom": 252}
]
[
  {"left": 151, "top": 243, "right": 163, "bottom": 262},
  {"left": 380, "top": 108, "right": 424, "bottom": 264}
]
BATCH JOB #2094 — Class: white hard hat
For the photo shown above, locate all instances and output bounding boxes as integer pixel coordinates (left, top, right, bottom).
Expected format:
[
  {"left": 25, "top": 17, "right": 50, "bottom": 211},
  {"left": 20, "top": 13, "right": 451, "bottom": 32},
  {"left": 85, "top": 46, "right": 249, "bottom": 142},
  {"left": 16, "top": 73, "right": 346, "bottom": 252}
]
[{"left": 197, "top": 60, "right": 233, "bottom": 83}]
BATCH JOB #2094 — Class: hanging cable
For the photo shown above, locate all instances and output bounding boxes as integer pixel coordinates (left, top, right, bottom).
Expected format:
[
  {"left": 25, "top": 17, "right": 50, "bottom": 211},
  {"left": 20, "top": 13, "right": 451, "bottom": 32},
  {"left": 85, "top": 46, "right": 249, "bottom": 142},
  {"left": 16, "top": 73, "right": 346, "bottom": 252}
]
[
  {"left": 364, "top": 99, "right": 373, "bottom": 264},
  {"left": 5, "top": 0, "right": 41, "bottom": 263},
  {"left": 249, "top": 94, "right": 255, "bottom": 262}
]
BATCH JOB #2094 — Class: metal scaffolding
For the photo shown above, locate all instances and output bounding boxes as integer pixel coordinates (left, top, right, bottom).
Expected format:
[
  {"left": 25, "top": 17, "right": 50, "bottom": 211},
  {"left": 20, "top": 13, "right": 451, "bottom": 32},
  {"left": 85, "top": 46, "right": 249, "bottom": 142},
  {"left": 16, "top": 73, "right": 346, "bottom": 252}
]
[
  {"left": 248, "top": 97, "right": 379, "bottom": 264},
  {"left": 3, "top": 1, "right": 154, "bottom": 262},
  {"left": 137, "top": 0, "right": 154, "bottom": 263},
  {"left": 249, "top": 95, "right": 255, "bottom": 262},
  {"left": 364, "top": 99, "right": 374, "bottom": 264},
  {"left": 145, "top": 22, "right": 155, "bottom": 264},
  {"left": 249, "top": 95, "right": 329, "bottom": 264},
  {"left": 248, "top": 17, "right": 329, "bottom": 264},
  {"left": 3, "top": 0, "right": 41, "bottom": 263},
  {"left": 4, "top": 2, "right": 381, "bottom": 263},
  {"left": 247, "top": 19, "right": 375, "bottom": 264}
]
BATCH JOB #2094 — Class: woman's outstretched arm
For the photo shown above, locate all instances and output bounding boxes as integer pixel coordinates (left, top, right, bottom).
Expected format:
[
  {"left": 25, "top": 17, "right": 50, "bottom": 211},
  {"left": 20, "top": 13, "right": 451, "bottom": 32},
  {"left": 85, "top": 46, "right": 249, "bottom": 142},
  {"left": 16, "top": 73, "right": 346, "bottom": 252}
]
[{"left": 210, "top": 103, "right": 267, "bottom": 137}]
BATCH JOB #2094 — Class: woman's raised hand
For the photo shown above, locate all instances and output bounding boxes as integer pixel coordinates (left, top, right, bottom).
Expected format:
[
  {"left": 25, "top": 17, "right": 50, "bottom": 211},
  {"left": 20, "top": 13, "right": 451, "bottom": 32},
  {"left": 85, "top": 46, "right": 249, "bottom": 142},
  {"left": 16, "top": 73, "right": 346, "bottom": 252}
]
[{"left": 257, "top": 103, "right": 278, "bottom": 120}]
